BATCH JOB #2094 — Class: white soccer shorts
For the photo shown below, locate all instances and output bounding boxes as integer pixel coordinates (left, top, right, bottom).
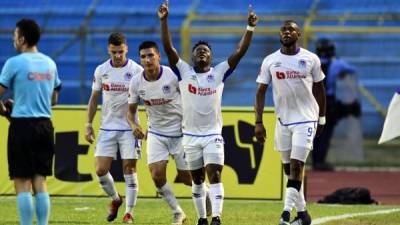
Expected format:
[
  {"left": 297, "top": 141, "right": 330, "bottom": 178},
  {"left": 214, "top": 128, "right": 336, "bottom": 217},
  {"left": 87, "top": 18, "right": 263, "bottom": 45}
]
[
  {"left": 275, "top": 121, "right": 316, "bottom": 163},
  {"left": 95, "top": 130, "right": 141, "bottom": 159},
  {"left": 182, "top": 134, "right": 225, "bottom": 170},
  {"left": 146, "top": 132, "right": 187, "bottom": 170}
]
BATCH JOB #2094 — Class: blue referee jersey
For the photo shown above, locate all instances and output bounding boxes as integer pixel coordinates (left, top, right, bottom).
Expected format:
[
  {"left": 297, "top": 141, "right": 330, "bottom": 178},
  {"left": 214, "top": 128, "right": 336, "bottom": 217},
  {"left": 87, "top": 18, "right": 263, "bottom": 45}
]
[{"left": 0, "top": 52, "right": 61, "bottom": 118}]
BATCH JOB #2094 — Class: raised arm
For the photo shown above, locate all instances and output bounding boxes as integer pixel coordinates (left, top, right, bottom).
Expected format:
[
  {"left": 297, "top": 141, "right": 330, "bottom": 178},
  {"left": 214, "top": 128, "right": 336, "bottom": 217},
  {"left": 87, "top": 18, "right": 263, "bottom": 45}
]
[
  {"left": 158, "top": 1, "right": 179, "bottom": 66},
  {"left": 127, "top": 103, "right": 145, "bottom": 139},
  {"left": 254, "top": 83, "right": 268, "bottom": 144},
  {"left": 312, "top": 80, "right": 326, "bottom": 136},
  {"left": 227, "top": 5, "right": 259, "bottom": 69},
  {"left": 85, "top": 90, "right": 100, "bottom": 144}
]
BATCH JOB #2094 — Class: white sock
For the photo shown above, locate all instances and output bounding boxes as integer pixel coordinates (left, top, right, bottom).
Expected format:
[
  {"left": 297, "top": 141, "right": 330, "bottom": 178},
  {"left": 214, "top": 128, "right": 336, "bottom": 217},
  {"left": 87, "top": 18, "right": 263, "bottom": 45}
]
[
  {"left": 192, "top": 182, "right": 207, "bottom": 219},
  {"left": 284, "top": 187, "right": 299, "bottom": 212},
  {"left": 209, "top": 183, "right": 224, "bottom": 217},
  {"left": 157, "top": 182, "right": 182, "bottom": 213},
  {"left": 124, "top": 173, "right": 138, "bottom": 214},
  {"left": 98, "top": 172, "right": 119, "bottom": 200},
  {"left": 295, "top": 183, "right": 306, "bottom": 212}
]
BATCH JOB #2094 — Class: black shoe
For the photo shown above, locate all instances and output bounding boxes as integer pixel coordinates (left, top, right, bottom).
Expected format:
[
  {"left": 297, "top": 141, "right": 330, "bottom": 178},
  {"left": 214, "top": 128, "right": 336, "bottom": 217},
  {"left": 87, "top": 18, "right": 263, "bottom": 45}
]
[
  {"left": 210, "top": 216, "right": 221, "bottom": 225},
  {"left": 196, "top": 218, "right": 208, "bottom": 225},
  {"left": 278, "top": 211, "right": 290, "bottom": 225},
  {"left": 290, "top": 211, "right": 311, "bottom": 225}
]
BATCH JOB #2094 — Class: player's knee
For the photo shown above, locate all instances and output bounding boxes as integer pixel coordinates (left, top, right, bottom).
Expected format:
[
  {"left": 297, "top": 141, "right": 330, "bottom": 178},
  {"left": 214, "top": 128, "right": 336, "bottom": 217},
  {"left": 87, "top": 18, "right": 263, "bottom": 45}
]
[
  {"left": 290, "top": 160, "right": 304, "bottom": 180},
  {"left": 177, "top": 171, "right": 192, "bottom": 186},
  {"left": 95, "top": 167, "right": 108, "bottom": 177},
  {"left": 151, "top": 171, "right": 166, "bottom": 188},
  {"left": 123, "top": 164, "right": 136, "bottom": 174},
  {"left": 283, "top": 163, "right": 290, "bottom": 176}
]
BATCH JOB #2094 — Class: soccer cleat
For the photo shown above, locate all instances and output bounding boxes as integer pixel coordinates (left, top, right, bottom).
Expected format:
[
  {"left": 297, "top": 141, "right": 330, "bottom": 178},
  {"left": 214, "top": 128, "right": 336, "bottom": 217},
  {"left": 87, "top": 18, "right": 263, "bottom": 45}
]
[
  {"left": 196, "top": 218, "right": 208, "bottom": 225},
  {"left": 278, "top": 211, "right": 291, "bottom": 225},
  {"left": 290, "top": 211, "right": 312, "bottom": 225},
  {"left": 210, "top": 216, "right": 221, "bottom": 225},
  {"left": 172, "top": 211, "right": 187, "bottom": 225},
  {"left": 122, "top": 213, "right": 134, "bottom": 224},
  {"left": 205, "top": 193, "right": 212, "bottom": 217},
  {"left": 106, "top": 194, "right": 123, "bottom": 222}
]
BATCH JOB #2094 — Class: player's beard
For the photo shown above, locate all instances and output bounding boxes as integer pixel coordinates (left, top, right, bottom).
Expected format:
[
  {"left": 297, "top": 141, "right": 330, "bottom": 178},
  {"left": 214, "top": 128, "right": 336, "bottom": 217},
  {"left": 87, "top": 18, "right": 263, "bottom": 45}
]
[{"left": 280, "top": 38, "right": 296, "bottom": 48}]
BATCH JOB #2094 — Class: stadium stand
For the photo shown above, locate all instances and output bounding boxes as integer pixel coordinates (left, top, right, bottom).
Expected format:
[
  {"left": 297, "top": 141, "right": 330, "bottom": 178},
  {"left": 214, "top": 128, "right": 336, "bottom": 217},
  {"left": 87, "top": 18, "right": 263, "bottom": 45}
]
[{"left": 0, "top": 0, "right": 399, "bottom": 136}]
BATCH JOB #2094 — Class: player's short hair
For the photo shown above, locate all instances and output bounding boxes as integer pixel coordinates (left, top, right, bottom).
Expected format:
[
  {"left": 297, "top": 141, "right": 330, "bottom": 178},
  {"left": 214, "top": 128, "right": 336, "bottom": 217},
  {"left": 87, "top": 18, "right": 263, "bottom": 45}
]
[
  {"left": 192, "top": 40, "right": 212, "bottom": 52},
  {"left": 108, "top": 32, "right": 126, "bottom": 46},
  {"left": 138, "top": 41, "right": 160, "bottom": 53},
  {"left": 283, "top": 19, "right": 299, "bottom": 26},
  {"left": 16, "top": 18, "right": 41, "bottom": 47}
]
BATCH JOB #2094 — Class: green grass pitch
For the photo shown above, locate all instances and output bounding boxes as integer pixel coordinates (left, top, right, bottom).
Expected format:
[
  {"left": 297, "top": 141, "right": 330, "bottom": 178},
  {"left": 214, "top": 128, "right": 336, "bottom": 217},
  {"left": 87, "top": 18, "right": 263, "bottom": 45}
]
[{"left": 0, "top": 196, "right": 399, "bottom": 225}]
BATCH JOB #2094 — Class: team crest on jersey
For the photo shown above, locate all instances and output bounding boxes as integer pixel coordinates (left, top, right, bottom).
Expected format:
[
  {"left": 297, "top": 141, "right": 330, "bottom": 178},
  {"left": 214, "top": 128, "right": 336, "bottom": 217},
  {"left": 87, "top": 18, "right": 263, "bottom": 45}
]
[
  {"left": 298, "top": 59, "right": 306, "bottom": 68},
  {"left": 102, "top": 74, "right": 109, "bottom": 79},
  {"left": 138, "top": 90, "right": 145, "bottom": 97},
  {"left": 124, "top": 72, "right": 133, "bottom": 81},
  {"left": 207, "top": 74, "right": 215, "bottom": 83},
  {"left": 190, "top": 75, "right": 197, "bottom": 80},
  {"left": 162, "top": 85, "right": 171, "bottom": 94}
]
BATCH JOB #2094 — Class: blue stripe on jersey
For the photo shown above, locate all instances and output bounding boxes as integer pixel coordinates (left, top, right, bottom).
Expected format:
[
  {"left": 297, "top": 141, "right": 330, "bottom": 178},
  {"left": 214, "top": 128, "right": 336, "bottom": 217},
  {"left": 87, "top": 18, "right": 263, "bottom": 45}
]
[
  {"left": 148, "top": 130, "right": 183, "bottom": 138},
  {"left": 100, "top": 128, "right": 132, "bottom": 132},
  {"left": 222, "top": 68, "right": 234, "bottom": 82},
  {"left": 278, "top": 118, "right": 317, "bottom": 126},
  {"left": 183, "top": 133, "right": 221, "bottom": 137},
  {"left": 171, "top": 66, "right": 182, "bottom": 81}
]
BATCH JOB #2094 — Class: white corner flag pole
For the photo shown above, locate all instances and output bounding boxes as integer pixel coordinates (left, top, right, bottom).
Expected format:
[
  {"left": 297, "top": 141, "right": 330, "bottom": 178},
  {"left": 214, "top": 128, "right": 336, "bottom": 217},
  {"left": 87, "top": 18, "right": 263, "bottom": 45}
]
[{"left": 378, "top": 90, "right": 400, "bottom": 144}]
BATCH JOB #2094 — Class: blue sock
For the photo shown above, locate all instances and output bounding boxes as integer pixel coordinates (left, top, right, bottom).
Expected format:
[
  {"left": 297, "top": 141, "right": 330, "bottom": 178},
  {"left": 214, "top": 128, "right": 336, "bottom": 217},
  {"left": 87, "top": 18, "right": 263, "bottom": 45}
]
[
  {"left": 35, "top": 192, "right": 50, "bottom": 225},
  {"left": 17, "top": 192, "right": 34, "bottom": 225}
]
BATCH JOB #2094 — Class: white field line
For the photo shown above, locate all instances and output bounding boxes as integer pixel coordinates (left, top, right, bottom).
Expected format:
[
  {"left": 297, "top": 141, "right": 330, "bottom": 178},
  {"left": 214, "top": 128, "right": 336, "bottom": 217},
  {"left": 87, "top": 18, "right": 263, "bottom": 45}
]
[
  {"left": 74, "top": 207, "right": 93, "bottom": 211},
  {"left": 312, "top": 208, "right": 400, "bottom": 224}
]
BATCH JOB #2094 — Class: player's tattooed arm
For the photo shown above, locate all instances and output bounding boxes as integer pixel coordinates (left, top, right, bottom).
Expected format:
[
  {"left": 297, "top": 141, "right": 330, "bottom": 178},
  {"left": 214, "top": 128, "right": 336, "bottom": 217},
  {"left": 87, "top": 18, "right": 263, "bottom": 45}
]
[
  {"left": 127, "top": 103, "right": 145, "bottom": 139},
  {"left": 254, "top": 83, "right": 268, "bottom": 144},
  {"left": 227, "top": 5, "right": 259, "bottom": 69},
  {"left": 158, "top": 0, "right": 179, "bottom": 66}
]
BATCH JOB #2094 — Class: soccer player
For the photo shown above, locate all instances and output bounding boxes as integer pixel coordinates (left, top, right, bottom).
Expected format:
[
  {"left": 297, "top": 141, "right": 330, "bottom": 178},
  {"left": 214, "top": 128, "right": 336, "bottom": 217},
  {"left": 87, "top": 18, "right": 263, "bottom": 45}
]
[
  {"left": 254, "top": 20, "right": 326, "bottom": 225},
  {"left": 0, "top": 18, "right": 62, "bottom": 225},
  {"left": 127, "top": 41, "right": 192, "bottom": 225},
  {"left": 159, "top": 2, "right": 258, "bottom": 225},
  {"left": 84, "top": 32, "right": 143, "bottom": 223}
]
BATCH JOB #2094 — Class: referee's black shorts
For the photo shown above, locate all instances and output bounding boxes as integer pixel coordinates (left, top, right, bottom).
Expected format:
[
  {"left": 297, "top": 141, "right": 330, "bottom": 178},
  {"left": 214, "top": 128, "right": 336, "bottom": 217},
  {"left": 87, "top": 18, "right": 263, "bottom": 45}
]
[{"left": 8, "top": 117, "right": 55, "bottom": 179}]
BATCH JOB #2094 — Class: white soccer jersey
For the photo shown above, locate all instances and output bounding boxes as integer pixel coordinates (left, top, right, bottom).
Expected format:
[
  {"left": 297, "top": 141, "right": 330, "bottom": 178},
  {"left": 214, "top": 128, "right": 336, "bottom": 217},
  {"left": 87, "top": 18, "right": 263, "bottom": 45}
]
[
  {"left": 256, "top": 48, "right": 325, "bottom": 125},
  {"left": 92, "top": 59, "right": 143, "bottom": 130},
  {"left": 128, "top": 65, "right": 182, "bottom": 137},
  {"left": 172, "top": 58, "right": 233, "bottom": 136}
]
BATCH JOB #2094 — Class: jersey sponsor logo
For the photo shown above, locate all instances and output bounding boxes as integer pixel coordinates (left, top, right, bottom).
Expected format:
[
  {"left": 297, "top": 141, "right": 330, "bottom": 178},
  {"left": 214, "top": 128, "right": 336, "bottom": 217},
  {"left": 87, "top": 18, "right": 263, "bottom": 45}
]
[
  {"left": 275, "top": 71, "right": 306, "bottom": 80},
  {"left": 188, "top": 83, "right": 197, "bottom": 94},
  {"left": 124, "top": 72, "right": 133, "bottom": 81},
  {"left": 27, "top": 71, "right": 53, "bottom": 81},
  {"left": 162, "top": 85, "right": 171, "bottom": 94},
  {"left": 143, "top": 98, "right": 172, "bottom": 106},
  {"left": 102, "top": 83, "right": 129, "bottom": 92},
  {"left": 188, "top": 84, "right": 216, "bottom": 96}
]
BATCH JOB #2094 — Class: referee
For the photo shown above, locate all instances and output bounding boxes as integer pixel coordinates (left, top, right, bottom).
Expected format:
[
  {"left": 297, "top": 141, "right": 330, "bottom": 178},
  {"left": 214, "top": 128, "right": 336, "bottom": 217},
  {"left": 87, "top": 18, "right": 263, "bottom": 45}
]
[{"left": 0, "top": 18, "right": 61, "bottom": 225}]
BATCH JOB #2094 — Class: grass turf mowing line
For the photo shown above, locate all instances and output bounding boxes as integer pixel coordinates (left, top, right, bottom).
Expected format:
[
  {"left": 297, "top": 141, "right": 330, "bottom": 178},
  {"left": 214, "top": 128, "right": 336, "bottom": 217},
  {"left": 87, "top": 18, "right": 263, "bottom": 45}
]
[{"left": 312, "top": 208, "right": 400, "bottom": 225}]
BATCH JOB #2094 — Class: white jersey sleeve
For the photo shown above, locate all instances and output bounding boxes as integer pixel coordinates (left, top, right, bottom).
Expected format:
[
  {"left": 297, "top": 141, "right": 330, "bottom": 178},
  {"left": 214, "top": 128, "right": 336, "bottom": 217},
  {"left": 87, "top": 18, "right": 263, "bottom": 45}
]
[
  {"left": 92, "top": 66, "right": 102, "bottom": 91},
  {"left": 311, "top": 54, "right": 325, "bottom": 82},
  {"left": 173, "top": 58, "right": 193, "bottom": 81},
  {"left": 214, "top": 60, "right": 233, "bottom": 83},
  {"left": 256, "top": 57, "right": 272, "bottom": 85},
  {"left": 128, "top": 71, "right": 141, "bottom": 104}
]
